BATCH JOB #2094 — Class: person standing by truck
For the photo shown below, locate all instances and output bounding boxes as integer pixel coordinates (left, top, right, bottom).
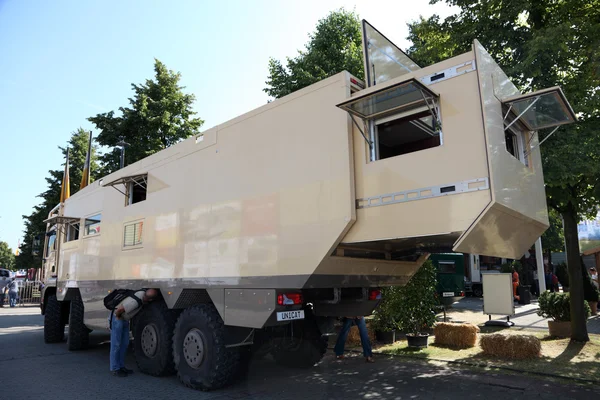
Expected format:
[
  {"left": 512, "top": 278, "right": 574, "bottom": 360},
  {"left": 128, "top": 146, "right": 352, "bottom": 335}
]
[
  {"left": 334, "top": 316, "right": 374, "bottom": 363},
  {"left": 108, "top": 288, "right": 158, "bottom": 377}
]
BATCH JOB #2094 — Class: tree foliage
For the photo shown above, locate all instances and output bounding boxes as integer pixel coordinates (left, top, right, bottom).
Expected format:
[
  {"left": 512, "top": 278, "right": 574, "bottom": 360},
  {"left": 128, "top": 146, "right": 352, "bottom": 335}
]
[
  {"left": 264, "top": 8, "right": 364, "bottom": 99},
  {"left": 372, "top": 261, "right": 438, "bottom": 335},
  {"left": 407, "top": 0, "right": 600, "bottom": 342},
  {"left": 89, "top": 59, "right": 204, "bottom": 175},
  {"left": 0, "top": 241, "right": 15, "bottom": 270},
  {"left": 16, "top": 129, "right": 99, "bottom": 270},
  {"left": 542, "top": 209, "right": 565, "bottom": 260}
]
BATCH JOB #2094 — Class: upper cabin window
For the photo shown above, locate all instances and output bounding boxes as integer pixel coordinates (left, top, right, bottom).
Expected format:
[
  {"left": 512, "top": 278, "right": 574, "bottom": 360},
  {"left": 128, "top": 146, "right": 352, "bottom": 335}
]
[
  {"left": 127, "top": 175, "right": 147, "bottom": 206},
  {"left": 374, "top": 110, "right": 441, "bottom": 160},
  {"left": 84, "top": 214, "right": 101, "bottom": 236},
  {"left": 503, "top": 105, "right": 530, "bottom": 167},
  {"left": 336, "top": 78, "right": 442, "bottom": 163},
  {"left": 65, "top": 222, "right": 80, "bottom": 242}
]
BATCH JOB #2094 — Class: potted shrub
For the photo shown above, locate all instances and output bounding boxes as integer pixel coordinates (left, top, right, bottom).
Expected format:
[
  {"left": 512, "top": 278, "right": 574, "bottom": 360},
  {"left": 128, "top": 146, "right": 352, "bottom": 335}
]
[
  {"left": 396, "top": 260, "right": 438, "bottom": 348},
  {"left": 537, "top": 291, "right": 591, "bottom": 337},
  {"left": 371, "top": 286, "right": 401, "bottom": 343}
]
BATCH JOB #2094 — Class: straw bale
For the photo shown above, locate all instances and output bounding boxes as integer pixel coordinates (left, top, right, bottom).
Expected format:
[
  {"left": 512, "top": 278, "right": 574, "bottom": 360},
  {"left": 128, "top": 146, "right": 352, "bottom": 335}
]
[
  {"left": 346, "top": 320, "right": 377, "bottom": 346},
  {"left": 434, "top": 322, "right": 480, "bottom": 348},
  {"left": 480, "top": 334, "right": 541, "bottom": 359}
]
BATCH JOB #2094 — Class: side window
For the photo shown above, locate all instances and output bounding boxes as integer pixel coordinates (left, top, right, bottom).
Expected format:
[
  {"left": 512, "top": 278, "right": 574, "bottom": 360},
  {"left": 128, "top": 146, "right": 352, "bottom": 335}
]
[
  {"left": 66, "top": 222, "right": 80, "bottom": 242},
  {"left": 0, "top": 270, "right": 9, "bottom": 278},
  {"left": 503, "top": 105, "right": 530, "bottom": 167},
  {"left": 127, "top": 175, "right": 147, "bottom": 206},
  {"left": 123, "top": 220, "right": 144, "bottom": 248},
  {"left": 46, "top": 231, "right": 57, "bottom": 254},
  {"left": 85, "top": 214, "right": 102, "bottom": 236},
  {"left": 438, "top": 261, "right": 456, "bottom": 274}
]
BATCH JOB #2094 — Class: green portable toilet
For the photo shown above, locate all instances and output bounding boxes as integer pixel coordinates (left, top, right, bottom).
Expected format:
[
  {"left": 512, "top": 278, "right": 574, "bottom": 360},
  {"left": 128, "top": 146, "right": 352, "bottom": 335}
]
[{"left": 430, "top": 253, "right": 466, "bottom": 307}]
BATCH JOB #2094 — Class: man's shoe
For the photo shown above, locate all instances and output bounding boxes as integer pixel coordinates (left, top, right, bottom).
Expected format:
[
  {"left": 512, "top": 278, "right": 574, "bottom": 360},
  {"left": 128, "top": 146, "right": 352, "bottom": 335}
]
[
  {"left": 112, "top": 369, "right": 128, "bottom": 377},
  {"left": 120, "top": 367, "right": 134, "bottom": 374}
]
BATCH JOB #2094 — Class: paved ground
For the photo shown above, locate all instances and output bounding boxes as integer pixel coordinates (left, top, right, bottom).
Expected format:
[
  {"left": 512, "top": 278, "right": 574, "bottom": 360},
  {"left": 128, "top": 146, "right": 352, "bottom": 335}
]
[
  {"left": 441, "top": 296, "right": 600, "bottom": 333},
  {"left": 2, "top": 306, "right": 599, "bottom": 399}
]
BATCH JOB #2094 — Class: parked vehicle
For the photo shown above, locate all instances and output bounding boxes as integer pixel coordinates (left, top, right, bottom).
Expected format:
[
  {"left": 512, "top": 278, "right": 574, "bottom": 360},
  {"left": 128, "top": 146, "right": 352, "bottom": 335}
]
[
  {"left": 38, "top": 20, "right": 575, "bottom": 391},
  {"left": 431, "top": 253, "right": 466, "bottom": 306}
]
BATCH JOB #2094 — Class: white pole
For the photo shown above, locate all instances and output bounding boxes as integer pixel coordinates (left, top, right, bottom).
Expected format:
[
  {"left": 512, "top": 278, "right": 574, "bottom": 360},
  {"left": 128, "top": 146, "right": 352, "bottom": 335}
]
[{"left": 535, "top": 237, "right": 546, "bottom": 293}]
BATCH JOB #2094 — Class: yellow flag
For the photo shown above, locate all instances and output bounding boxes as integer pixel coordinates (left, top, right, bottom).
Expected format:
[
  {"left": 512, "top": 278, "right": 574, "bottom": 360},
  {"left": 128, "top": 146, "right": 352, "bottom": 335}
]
[
  {"left": 60, "top": 148, "right": 70, "bottom": 203},
  {"left": 80, "top": 131, "right": 92, "bottom": 190}
]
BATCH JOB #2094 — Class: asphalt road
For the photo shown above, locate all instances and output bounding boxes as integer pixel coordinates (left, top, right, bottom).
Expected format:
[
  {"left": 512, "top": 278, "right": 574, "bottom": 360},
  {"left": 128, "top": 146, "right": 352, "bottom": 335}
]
[{"left": 2, "top": 306, "right": 599, "bottom": 399}]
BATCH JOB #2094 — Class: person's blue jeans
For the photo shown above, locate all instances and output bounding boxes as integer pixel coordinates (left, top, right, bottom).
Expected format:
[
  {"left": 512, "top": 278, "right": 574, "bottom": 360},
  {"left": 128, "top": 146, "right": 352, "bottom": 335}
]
[
  {"left": 110, "top": 313, "right": 130, "bottom": 372},
  {"left": 334, "top": 317, "right": 372, "bottom": 357},
  {"left": 8, "top": 291, "right": 17, "bottom": 307}
]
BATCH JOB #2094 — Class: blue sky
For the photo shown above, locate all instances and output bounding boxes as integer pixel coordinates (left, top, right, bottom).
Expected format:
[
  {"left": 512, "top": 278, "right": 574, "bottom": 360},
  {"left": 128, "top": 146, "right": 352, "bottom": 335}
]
[{"left": 0, "top": 0, "right": 456, "bottom": 251}]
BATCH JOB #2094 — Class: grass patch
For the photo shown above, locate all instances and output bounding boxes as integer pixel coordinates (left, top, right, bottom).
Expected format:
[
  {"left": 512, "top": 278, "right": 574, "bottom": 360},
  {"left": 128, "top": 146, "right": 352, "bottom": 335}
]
[{"left": 375, "top": 332, "right": 600, "bottom": 383}]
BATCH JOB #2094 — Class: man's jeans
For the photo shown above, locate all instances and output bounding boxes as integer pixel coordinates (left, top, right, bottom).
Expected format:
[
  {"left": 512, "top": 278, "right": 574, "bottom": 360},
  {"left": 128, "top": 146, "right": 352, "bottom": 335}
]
[
  {"left": 334, "top": 317, "right": 372, "bottom": 357},
  {"left": 110, "top": 313, "right": 130, "bottom": 372},
  {"left": 8, "top": 291, "right": 17, "bottom": 307}
]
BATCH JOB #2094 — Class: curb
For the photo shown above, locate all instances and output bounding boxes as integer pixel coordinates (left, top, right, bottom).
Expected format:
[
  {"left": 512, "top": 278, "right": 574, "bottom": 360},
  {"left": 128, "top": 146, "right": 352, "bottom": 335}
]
[{"left": 332, "top": 346, "right": 600, "bottom": 385}]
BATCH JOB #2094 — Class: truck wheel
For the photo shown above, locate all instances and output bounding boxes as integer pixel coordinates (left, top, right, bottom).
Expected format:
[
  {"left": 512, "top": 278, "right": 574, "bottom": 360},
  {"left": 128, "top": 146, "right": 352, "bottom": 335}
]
[
  {"left": 473, "top": 285, "right": 483, "bottom": 297},
  {"left": 273, "top": 336, "right": 328, "bottom": 368},
  {"left": 133, "top": 301, "right": 178, "bottom": 376},
  {"left": 67, "top": 295, "right": 89, "bottom": 350},
  {"left": 172, "top": 304, "right": 240, "bottom": 391},
  {"left": 44, "top": 294, "right": 64, "bottom": 343}
]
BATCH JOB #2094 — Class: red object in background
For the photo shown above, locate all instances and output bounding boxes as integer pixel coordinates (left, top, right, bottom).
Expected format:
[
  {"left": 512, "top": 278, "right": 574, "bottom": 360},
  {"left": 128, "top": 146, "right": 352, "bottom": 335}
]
[{"left": 368, "top": 289, "right": 382, "bottom": 300}]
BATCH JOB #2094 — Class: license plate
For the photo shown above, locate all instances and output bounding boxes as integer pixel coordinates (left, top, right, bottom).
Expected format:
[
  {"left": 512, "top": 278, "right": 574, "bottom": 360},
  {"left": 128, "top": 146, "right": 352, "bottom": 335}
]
[
  {"left": 276, "top": 310, "right": 305, "bottom": 322},
  {"left": 443, "top": 292, "right": 455, "bottom": 297}
]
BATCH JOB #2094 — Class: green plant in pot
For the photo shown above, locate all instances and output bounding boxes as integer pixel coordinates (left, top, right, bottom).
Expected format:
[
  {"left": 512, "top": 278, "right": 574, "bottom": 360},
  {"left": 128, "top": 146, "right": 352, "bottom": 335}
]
[
  {"left": 371, "top": 286, "right": 402, "bottom": 344},
  {"left": 397, "top": 260, "right": 438, "bottom": 348},
  {"left": 537, "top": 291, "right": 591, "bottom": 337}
]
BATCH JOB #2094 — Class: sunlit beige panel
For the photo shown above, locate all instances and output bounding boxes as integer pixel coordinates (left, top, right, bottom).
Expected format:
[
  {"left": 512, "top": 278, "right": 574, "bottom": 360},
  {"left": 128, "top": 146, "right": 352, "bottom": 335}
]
[
  {"left": 63, "top": 73, "right": 355, "bottom": 283},
  {"left": 453, "top": 202, "right": 547, "bottom": 258},
  {"left": 346, "top": 51, "right": 491, "bottom": 245},
  {"left": 472, "top": 40, "right": 549, "bottom": 225},
  {"left": 343, "top": 189, "right": 490, "bottom": 243},
  {"left": 315, "top": 255, "right": 427, "bottom": 284}
]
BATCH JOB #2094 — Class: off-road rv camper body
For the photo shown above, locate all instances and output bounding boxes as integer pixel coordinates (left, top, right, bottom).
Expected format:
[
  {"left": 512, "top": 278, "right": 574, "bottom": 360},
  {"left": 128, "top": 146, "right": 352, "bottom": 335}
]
[{"left": 40, "top": 21, "right": 575, "bottom": 391}]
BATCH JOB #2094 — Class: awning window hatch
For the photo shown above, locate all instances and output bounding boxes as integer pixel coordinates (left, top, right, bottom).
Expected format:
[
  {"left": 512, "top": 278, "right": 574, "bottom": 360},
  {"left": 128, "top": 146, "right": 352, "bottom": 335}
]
[
  {"left": 43, "top": 215, "right": 81, "bottom": 225},
  {"left": 103, "top": 173, "right": 147, "bottom": 197},
  {"left": 502, "top": 86, "right": 576, "bottom": 132},
  {"left": 337, "top": 78, "right": 439, "bottom": 120}
]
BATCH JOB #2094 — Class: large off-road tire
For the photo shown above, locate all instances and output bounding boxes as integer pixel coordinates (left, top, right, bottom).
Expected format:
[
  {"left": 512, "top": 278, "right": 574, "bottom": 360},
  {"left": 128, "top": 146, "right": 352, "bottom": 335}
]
[
  {"left": 44, "top": 294, "right": 65, "bottom": 343},
  {"left": 133, "top": 301, "right": 179, "bottom": 376},
  {"left": 272, "top": 336, "right": 328, "bottom": 368},
  {"left": 67, "top": 295, "right": 90, "bottom": 350},
  {"left": 172, "top": 304, "right": 240, "bottom": 391}
]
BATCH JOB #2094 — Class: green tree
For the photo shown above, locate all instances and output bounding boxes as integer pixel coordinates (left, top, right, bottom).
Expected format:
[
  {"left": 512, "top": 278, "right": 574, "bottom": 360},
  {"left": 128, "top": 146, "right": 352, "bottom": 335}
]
[
  {"left": 89, "top": 59, "right": 204, "bottom": 175},
  {"left": 263, "top": 8, "right": 364, "bottom": 99},
  {"left": 16, "top": 129, "right": 99, "bottom": 270},
  {"left": 407, "top": 0, "right": 600, "bottom": 341},
  {"left": 0, "top": 241, "right": 15, "bottom": 270},
  {"left": 541, "top": 209, "right": 565, "bottom": 263}
]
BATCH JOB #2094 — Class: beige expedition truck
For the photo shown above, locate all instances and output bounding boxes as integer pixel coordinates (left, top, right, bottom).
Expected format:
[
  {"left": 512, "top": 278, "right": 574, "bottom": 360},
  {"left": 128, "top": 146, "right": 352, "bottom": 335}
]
[{"left": 39, "top": 21, "right": 575, "bottom": 391}]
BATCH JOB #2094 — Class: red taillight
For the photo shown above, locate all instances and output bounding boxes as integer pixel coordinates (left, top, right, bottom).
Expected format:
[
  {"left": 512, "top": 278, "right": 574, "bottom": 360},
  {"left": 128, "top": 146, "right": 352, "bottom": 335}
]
[
  {"left": 277, "top": 293, "right": 303, "bottom": 306},
  {"left": 460, "top": 291, "right": 465, "bottom": 297},
  {"left": 369, "top": 289, "right": 382, "bottom": 300}
]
